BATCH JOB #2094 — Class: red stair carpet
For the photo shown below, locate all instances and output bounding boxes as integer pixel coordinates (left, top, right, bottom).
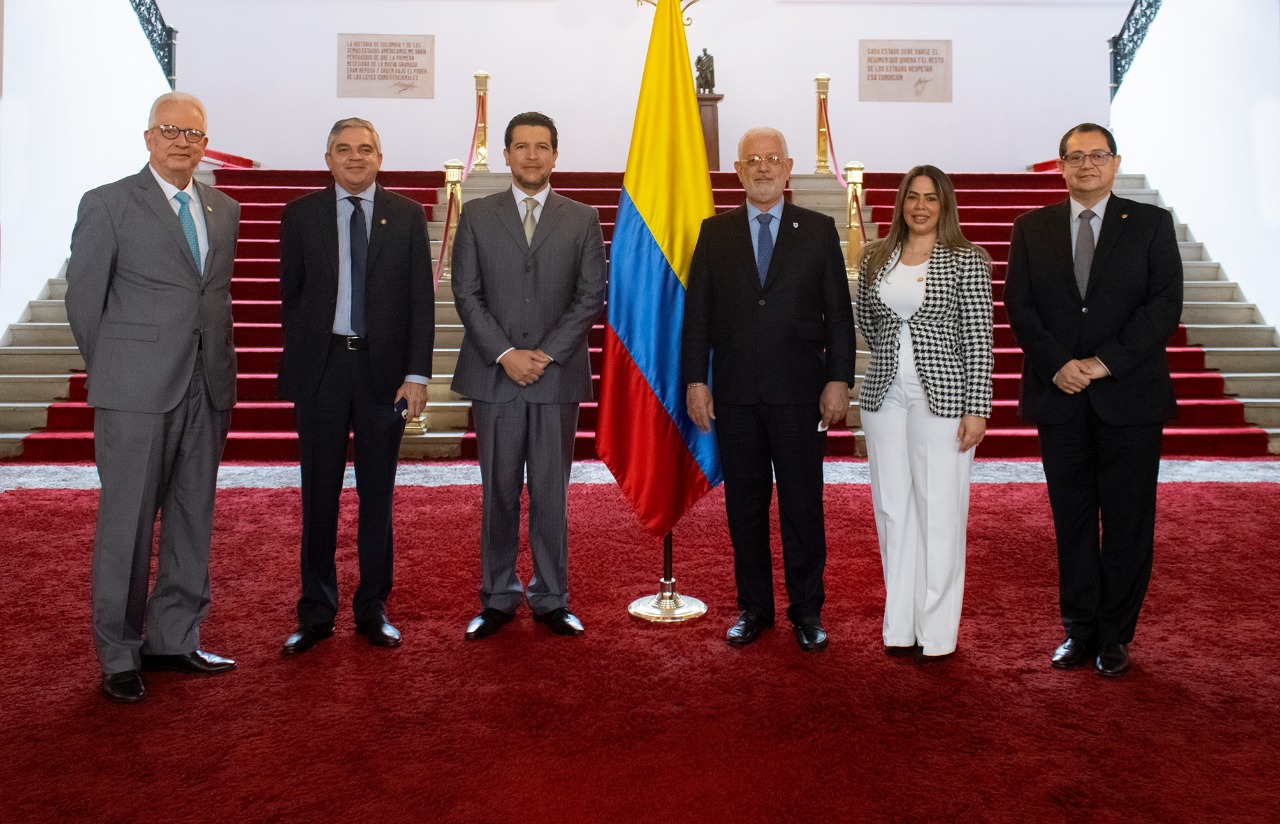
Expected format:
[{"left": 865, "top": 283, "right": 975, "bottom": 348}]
[
  {"left": 19, "top": 168, "right": 1269, "bottom": 460},
  {"left": 1, "top": 481, "right": 1278, "bottom": 822}
]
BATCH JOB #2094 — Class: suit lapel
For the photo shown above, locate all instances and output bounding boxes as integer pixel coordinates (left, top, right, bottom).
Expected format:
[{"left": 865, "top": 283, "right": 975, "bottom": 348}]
[
  {"left": 194, "top": 180, "right": 226, "bottom": 278},
  {"left": 1088, "top": 195, "right": 1130, "bottom": 295},
  {"left": 729, "top": 206, "right": 760, "bottom": 293},
  {"left": 496, "top": 190, "right": 529, "bottom": 252},
  {"left": 367, "top": 183, "right": 388, "bottom": 276},
  {"left": 319, "top": 184, "right": 341, "bottom": 293},
  {"left": 1043, "top": 199, "right": 1076, "bottom": 297},
  {"left": 529, "top": 193, "right": 567, "bottom": 255},
  {"left": 134, "top": 167, "right": 201, "bottom": 280}
]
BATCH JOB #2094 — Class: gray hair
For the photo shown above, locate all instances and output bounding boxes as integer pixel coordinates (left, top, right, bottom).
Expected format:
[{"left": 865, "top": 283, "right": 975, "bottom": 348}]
[
  {"left": 148, "top": 91, "right": 207, "bottom": 130},
  {"left": 737, "top": 127, "right": 789, "bottom": 160},
  {"left": 327, "top": 117, "right": 382, "bottom": 154}
]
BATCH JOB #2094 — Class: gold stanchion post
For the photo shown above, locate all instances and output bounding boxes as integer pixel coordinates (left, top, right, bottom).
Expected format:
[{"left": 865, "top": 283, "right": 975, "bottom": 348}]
[
  {"left": 441, "top": 159, "right": 464, "bottom": 280},
  {"left": 472, "top": 71, "right": 490, "bottom": 173},
  {"left": 845, "top": 160, "right": 866, "bottom": 276},
  {"left": 627, "top": 532, "right": 707, "bottom": 622},
  {"left": 814, "top": 73, "right": 832, "bottom": 175}
]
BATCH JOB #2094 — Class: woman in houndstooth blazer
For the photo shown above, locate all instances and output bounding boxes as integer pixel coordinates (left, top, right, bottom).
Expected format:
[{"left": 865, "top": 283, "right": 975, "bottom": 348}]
[{"left": 856, "top": 165, "right": 994, "bottom": 658}]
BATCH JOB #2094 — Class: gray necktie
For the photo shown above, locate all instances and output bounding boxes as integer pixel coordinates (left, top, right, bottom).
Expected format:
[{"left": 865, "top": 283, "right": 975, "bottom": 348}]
[
  {"left": 756, "top": 213, "right": 774, "bottom": 285},
  {"left": 523, "top": 197, "right": 538, "bottom": 244},
  {"left": 1074, "top": 209, "right": 1096, "bottom": 299}
]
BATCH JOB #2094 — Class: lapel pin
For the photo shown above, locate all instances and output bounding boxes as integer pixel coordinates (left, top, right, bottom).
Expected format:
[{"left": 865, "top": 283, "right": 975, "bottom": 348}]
[
  {"left": 793, "top": 222, "right": 799, "bottom": 229},
  {"left": 380, "top": 218, "right": 387, "bottom": 225},
  {"left": 1121, "top": 214, "right": 1128, "bottom": 219},
  {"left": 206, "top": 206, "right": 213, "bottom": 212}
]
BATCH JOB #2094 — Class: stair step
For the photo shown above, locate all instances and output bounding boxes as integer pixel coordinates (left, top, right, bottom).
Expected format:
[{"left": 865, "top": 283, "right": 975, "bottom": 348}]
[
  {"left": 1183, "top": 325, "right": 1278, "bottom": 347},
  {"left": 1180, "top": 303, "right": 1260, "bottom": 324},
  {"left": 0, "top": 347, "right": 83, "bottom": 372},
  {"left": 7, "top": 323, "right": 77, "bottom": 346},
  {"left": 26, "top": 301, "right": 69, "bottom": 323},
  {"left": 1203, "top": 348, "right": 1280, "bottom": 372}
]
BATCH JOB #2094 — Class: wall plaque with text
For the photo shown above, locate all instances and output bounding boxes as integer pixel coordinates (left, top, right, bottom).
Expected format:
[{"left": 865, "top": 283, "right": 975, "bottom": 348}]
[
  {"left": 337, "top": 34, "right": 435, "bottom": 99},
  {"left": 859, "top": 40, "right": 952, "bottom": 103}
]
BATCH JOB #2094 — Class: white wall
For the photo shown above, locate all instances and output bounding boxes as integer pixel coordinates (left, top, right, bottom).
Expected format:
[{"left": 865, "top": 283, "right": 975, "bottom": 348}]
[
  {"left": 0, "top": 0, "right": 170, "bottom": 332},
  {"left": 1111, "top": 0, "right": 1280, "bottom": 329},
  {"left": 160, "top": 0, "right": 1128, "bottom": 173}
]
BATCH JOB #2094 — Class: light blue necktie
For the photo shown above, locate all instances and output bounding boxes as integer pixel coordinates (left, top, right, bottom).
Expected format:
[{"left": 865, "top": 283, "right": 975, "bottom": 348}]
[
  {"left": 756, "top": 213, "right": 774, "bottom": 286},
  {"left": 173, "top": 191, "right": 202, "bottom": 275}
]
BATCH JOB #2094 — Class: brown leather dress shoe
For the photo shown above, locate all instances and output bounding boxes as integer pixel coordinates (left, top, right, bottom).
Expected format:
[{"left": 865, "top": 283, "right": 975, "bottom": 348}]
[
  {"left": 140, "top": 650, "right": 236, "bottom": 675},
  {"left": 101, "top": 670, "right": 146, "bottom": 704},
  {"left": 534, "top": 607, "right": 585, "bottom": 637},
  {"left": 1096, "top": 642, "right": 1131, "bottom": 677},
  {"left": 1051, "top": 637, "right": 1094, "bottom": 669},
  {"left": 282, "top": 623, "right": 335, "bottom": 655},
  {"left": 355, "top": 619, "right": 402, "bottom": 648}
]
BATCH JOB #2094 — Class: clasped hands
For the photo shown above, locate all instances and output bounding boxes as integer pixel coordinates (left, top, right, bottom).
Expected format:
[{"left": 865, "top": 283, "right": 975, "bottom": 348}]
[
  {"left": 1053, "top": 357, "right": 1109, "bottom": 394},
  {"left": 686, "top": 381, "right": 849, "bottom": 434},
  {"left": 500, "top": 349, "right": 552, "bottom": 387}
]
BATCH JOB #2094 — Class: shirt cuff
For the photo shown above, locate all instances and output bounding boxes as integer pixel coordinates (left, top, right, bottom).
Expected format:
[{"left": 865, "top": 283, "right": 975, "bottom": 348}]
[
  {"left": 495, "top": 347, "right": 515, "bottom": 364},
  {"left": 404, "top": 375, "right": 428, "bottom": 385}
]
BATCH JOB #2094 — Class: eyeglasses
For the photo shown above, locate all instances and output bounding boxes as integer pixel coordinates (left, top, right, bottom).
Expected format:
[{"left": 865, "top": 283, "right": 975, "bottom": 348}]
[
  {"left": 1061, "top": 150, "right": 1116, "bottom": 167},
  {"left": 741, "top": 154, "right": 785, "bottom": 168},
  {"left": 154, "top": 124, "right": 207, "bottom": 143}
]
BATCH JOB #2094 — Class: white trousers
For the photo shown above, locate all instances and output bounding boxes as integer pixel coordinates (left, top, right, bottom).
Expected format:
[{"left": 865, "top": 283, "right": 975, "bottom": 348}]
[{"left": 861, "top": 334, "right": 974, "bottom": 656}]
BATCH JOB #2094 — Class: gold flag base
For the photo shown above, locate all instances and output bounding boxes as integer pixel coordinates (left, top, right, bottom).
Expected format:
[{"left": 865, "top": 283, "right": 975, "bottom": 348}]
[{"left": 627, "top": 577, "right": 707, "bottom": 623}]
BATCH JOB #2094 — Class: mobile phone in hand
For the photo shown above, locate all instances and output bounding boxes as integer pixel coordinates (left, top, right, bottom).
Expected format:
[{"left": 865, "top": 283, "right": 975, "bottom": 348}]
[{"left": 394, "top": 397, "right": 409, "bottom": 420}]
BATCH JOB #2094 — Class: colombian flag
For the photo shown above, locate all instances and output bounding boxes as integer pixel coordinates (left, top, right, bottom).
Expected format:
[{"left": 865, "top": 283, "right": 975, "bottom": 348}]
[{"left": 596, "top": 0, "right": 720, "bottom": 538}]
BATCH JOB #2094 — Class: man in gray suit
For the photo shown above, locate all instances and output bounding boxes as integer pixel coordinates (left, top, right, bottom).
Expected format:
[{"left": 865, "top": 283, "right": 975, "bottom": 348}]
[
  {"left": 451, "top": 111, "right": 606, "bottom": 640},
  {"left": 66, "top": 92, "right": 240, "bottom": 703}
]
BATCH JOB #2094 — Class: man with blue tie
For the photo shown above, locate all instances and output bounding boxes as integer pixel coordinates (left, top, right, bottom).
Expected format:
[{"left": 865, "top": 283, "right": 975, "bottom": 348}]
[
  {"left": 67, "top": 92, "right": 241, "bottom": 703},
  {"left": 681, "top": 127, "right": 856, "bottom": 652},
  {"left": 277, "top": 118, "right": 435, "bottom": 655}
]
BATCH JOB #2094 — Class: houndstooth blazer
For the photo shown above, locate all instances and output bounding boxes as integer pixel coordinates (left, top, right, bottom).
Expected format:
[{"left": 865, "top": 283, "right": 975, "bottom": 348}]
[{"left": 856, "top": 242, "right": 994, "bottom": 418}]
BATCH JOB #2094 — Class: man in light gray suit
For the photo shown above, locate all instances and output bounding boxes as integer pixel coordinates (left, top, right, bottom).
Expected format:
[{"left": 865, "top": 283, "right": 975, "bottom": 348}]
[
  {"left": 66, "top": 92, "right": 240, "bottom": 703},
  {"left": 452, "top": 111, "right": 606, "bottom": 640}
]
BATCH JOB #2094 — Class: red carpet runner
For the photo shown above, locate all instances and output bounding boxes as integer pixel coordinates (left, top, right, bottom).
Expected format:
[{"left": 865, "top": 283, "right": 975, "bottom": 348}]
[
  {"left": 1, "top": 482, "right": 1276, "bottom": 822},
  {"left": 19, "top": 169, "right": 1269, "bottom": 460}
]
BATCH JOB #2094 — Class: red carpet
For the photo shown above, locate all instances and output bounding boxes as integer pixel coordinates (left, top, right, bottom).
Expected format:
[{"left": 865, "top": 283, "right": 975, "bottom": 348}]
[
  {"left": 1, "top": 482, "right": 1277, "bottom": 822},
  {"left": 18, "top": 168, "right": 1268, "bottom": 461}
]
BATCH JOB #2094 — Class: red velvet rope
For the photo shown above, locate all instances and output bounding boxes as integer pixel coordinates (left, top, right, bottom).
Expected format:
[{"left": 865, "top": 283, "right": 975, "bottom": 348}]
[{"left": 819, "top": 97, "right": 866, "bottom": 243}]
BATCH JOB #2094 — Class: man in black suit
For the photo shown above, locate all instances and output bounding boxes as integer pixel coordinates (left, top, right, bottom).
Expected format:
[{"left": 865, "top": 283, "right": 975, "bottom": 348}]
[
  {"left": 276, "top": 117, "right": 435, "bottom": 654},
  {"left": 1005, "top": 123, "right": 1183, "bottom": 677},
  {"left": 681, "top": 127, "right": 856, "bottom": 652}
]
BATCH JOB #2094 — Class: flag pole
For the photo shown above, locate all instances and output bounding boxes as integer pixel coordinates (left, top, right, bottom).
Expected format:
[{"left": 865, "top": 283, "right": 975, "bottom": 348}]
[{"left": 627, "top": 531, "right": 707, "bottom": 622}]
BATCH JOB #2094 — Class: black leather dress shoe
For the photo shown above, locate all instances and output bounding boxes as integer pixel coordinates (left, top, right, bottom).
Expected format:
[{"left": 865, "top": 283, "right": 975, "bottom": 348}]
[
  {"left": 534, "top": 607, "right": 585, "bottom": 637},
  {"left": 792, "top": 620, "right": 829, "bottom": 652},
  {"left": 140, "top": 649, "right": 236, "bottom": 675},
  {"left": 1096, "top": 642, "right": 1131, "bottom": 677},
  {"left": 1051, "top": 637, "right": 1094, "bottom": 669},
  {"left": 355, "top": 619, "right": 402, "bottom": 648},
  {"left": 465, "top": 608, "right": 514, "bottom": 640},
  {"left": 282, "top": 623, "right": 334, "bottom": 655},
  {"left": 101, "top": 670, "right": 146, "bottom": 703},
  {"left": 884, "top": 644, "right": 921, "bottom": 658},
  {"left": 726, "top": 612, "right": 773, "bottom": 647}
]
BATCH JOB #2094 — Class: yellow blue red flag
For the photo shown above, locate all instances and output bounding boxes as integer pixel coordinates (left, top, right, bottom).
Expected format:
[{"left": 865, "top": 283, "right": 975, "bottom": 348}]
[{"left": 596, "top": 0, "right": 720, "bottom": 537}]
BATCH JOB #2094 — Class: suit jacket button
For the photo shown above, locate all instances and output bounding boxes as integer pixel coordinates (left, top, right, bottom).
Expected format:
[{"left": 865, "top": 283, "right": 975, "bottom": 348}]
[
  {"left": 525, "top": 298, "right": 532, "bottom": 304},
  {"left": 758, "top": 299, "right": 766, "bottom": 306},
  {"left": 1081, "top": 307, "right": 1089, "bottom": 313},
  {"left": 192, "top": 329, "right": 200, "bottom": 335},
  {"left": 522, "top": 332, "right": 529, "bottom": 338}
]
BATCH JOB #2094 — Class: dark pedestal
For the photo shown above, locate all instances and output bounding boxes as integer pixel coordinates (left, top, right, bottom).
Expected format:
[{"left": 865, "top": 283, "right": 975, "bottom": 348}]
[{"left": 697, "top": 93, "right": 724, "bottom": 171}]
